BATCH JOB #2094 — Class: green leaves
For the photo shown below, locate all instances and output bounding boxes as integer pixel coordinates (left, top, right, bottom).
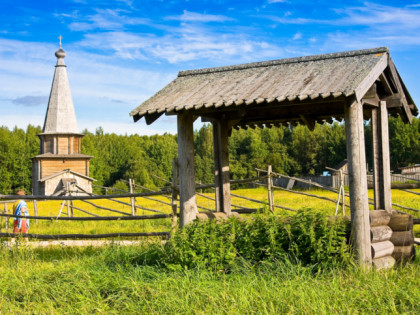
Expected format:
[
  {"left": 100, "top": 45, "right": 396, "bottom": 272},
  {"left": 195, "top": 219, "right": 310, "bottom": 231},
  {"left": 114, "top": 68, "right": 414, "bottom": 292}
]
[{"left": 163, "top": 210, "right": 351, "bottom": 273}]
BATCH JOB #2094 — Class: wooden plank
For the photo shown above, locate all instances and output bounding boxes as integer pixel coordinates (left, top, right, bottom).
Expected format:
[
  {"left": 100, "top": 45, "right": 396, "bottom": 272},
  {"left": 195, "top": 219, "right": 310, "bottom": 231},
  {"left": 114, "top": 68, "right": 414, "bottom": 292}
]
[
  {"left": 354, "top": 53, "right": 388, "bottom": 102},
  {"left": 371, "top": 241, "right": 394, "bottom": 259},
  {"left": 388, "top": 59, "right": 412, "bottom": 123},
  {"left": 345, "top": 97, "right": 371, "bottom": 266},
  {"left": 177, "top": 112, "right": 197, "bottom": 227}
]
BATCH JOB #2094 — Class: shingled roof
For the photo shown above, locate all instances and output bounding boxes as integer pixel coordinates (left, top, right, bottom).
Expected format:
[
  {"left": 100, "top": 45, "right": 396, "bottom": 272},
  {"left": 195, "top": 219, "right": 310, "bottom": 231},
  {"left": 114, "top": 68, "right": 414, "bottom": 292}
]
[{"left": 130, "top": 47, "right": 417, "bottom": 129}]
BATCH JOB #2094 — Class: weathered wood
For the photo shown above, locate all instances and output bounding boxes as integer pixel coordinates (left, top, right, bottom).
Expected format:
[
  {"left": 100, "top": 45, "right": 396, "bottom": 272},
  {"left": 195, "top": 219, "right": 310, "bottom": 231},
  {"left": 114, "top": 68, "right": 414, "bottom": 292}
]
[
  {"left": 0, "top": 213, "right": 170, "bottom": 221},
  {"left": 129, "top": 178, "right": 136, "bottom": 216},
  {"left": 0, "top": 190, "right": 171, "bottom": 201},
  {"left": 70, "top": 205, "right": 100, "bottom": 217},
  {"left": 171, "top": 158, "right": 178, "bottom": 229},
  {"left": 177, "top": 112, "right": 197, "bottom": 227},
  {"left": 196, "top": 211, "right": 229, "bottom": 221},
  {"left": 212, "top": 117, "right": 231, "bottom": 215},
  {"left": 345, "top": 97, "right": 371, "bottom": 266},
  {"left": 372, "top": 256, "right": 395, "bottom": 270},
  {"left": 267, "top": 165, "right": 274, "bottom": 212},
  {"left": 230, "top": 193, "right": 296, "bottom": 212},
  {"left": 108, "top": 197, "right": 165, "bottom": 214},
  {"left": 371, "top": 241, "right": 394, "bottom": 259},
  {"left": 369, "top": 210, "right": 391, "bottom": 227},
  {"left": 392, "top": 245, "right": 415, "bottom": 261},
  {"left": 390, "top": 230, "right": 414, "bottom": 246},
  {"left": 0, "top": 232, "right": 170, "bottom": 240},
  {"left": 370, "top": 226, "right": 392, "bottom": 243},
  {"left": 80, "top": 200, "right": 131, "bottom": 216},
  {"left": 388, "top": 213, "right": 413, "bottom": 231},
  {"left": 3, "top": 202, "right": 8, "bottom": 230},
  {"left": 33, "top": 200, "right": 38, "bottom": 223},
  {"left": 371, "top": 102, "right": 392, "bottom": 211},
  {"left": 265, "top": 183, "right": 350, "bottom": 208}
]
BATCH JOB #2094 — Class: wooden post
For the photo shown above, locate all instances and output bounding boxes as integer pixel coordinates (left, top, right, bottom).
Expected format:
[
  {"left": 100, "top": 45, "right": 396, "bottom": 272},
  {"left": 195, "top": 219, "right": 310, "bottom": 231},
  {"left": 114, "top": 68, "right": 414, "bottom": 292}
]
[
  {"left": 212, "top": 117, "right": 231, "bottom": 215},
  {"left": 341, "top": 170, "right": 345, "bottom": 214},
  {"left": 129, "top": 178, "right": 136, "bottom": 216},
  {"left": 33, "top": 200, "right": 38, "bottom": 223},
  {"left": 177, "top": 112, "right": 197, "bottom": 227},
  {"left": 4, "top": 203, "right": 8, "bottom": 230},
  {"left": 70, "top": 200, "right": 74, "bottom": 217},
  {"left": 171, "top": 158, "right": 178, "bottom": 229},
  {"left": 267, "top": 165, "right": 274, "bottom": 212},
  {"left": 371, "top": 101, "right": 392, "bottom": 211},
  {"left": 345, "top": 97, "right": 371, "bottom": 266}
]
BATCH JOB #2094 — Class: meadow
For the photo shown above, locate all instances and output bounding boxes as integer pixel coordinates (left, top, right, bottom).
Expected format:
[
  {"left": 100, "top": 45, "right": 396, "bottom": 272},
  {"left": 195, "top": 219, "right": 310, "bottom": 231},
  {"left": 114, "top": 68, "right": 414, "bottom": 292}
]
[
  {"left": 1, "top": 186, "right": 418, "bottom": 236},
  {"left": 0, "top": 187, "right": 419, "bottom": 313}
]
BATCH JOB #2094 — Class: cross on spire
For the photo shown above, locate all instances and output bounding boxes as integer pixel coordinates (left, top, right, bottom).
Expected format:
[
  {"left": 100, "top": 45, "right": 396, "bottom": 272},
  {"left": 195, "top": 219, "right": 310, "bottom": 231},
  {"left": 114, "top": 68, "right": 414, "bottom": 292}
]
[{"left": 59, "top": 35, "right": 63, "bottom": 49}]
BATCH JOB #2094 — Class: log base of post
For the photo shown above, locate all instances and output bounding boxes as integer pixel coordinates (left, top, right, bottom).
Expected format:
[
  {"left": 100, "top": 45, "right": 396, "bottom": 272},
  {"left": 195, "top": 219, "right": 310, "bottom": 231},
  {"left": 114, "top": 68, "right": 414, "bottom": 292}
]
[
  {"left": 196, "top": 211, "right": 240, "bottom": 222},
  {"left": 370, "top": 210, "right": 416, "bottom": 269},
  {"left": 389, "top": 211, "right": 415, "bottom": 263}
]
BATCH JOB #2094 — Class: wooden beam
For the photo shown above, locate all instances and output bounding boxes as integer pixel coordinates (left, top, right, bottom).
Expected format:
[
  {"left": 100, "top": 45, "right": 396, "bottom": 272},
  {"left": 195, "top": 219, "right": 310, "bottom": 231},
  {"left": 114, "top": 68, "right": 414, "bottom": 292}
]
[
  {"left": 371, "top": 101, "right": 392, "bottom": 211},
  {"left": 145, "top": 112, "right": 164, "bottom": 125},
  {"left": 344, "top": 97, "right": 371, "bottom": 266},
  {"left": 299, "top": 114, "right": 315, "bottom": 131},
  {"left": 177, "top": 112, "right": 197, "bottom": 227},
  {"left": 379, "top": 73, "right": 394, "bottom": 95},
  {"left": 388, "top": 60, "right": 413, "bottom": 123},
  {"left": 212, "top": 117, "right": 231, "bottom": 215}
]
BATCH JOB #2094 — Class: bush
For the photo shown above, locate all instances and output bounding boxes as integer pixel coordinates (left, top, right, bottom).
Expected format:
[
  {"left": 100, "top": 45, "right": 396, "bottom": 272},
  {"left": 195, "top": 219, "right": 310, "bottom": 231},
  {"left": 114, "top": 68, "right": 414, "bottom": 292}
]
[{"left": 163, "top": 210, "right": 351, "bottom": 272}]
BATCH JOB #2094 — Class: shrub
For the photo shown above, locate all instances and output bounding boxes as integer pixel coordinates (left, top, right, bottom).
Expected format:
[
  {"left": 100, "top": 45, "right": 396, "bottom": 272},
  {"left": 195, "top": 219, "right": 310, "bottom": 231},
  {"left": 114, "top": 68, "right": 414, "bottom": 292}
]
[{"left": 163, "top": 210, "right": 351, "bottom": 272}]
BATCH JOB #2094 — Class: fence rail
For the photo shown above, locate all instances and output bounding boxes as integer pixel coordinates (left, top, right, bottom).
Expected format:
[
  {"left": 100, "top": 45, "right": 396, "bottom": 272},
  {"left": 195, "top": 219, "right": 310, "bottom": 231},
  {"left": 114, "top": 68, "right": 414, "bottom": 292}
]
[{"left": 1, "top": 162, "right": 418, "bottom": 242}]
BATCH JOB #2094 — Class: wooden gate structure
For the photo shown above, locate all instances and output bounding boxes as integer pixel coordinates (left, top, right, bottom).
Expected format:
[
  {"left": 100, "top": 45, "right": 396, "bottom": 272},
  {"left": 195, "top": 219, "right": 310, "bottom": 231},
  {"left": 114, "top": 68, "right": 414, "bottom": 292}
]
[{"left": 130, "top": 47, "right": 418, "bottom": 267}]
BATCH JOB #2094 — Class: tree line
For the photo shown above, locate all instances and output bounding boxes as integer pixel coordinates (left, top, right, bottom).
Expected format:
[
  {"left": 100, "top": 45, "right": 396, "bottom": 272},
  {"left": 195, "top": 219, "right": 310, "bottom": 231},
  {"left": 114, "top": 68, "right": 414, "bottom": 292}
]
[{"left": 0, "top": 116, "right": 418, "bottom": 194}]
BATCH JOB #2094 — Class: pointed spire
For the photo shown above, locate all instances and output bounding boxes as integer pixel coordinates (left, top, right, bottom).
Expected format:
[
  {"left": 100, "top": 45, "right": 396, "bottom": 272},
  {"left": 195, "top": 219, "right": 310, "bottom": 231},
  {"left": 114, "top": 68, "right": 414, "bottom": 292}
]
[{"left": 42, "top": 42, "right": 79, "bottom": 134}]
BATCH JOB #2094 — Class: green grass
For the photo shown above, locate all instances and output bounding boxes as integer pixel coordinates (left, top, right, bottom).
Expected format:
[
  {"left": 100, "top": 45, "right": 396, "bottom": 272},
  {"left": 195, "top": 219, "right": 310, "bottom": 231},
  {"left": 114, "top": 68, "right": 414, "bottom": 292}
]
[{"left": 0, "top": 243, "right": 419, "bottom": 314}]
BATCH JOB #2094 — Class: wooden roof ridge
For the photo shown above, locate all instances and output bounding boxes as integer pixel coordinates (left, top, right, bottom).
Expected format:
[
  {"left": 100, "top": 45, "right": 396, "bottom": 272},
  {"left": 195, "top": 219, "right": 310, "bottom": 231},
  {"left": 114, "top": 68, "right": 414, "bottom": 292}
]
[
  {"left": 178, "top": 47, "right": 389, "bottom": 77},
  {"left": 39, "top": 168, "right": 95, "bottom": 182}
]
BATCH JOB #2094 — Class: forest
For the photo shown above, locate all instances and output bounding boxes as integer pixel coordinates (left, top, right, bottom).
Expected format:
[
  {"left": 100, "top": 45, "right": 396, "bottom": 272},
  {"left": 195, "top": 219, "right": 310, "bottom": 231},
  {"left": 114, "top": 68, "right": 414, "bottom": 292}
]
[{"left": 0, "top": 116, "right": 418, "bottom": 195}]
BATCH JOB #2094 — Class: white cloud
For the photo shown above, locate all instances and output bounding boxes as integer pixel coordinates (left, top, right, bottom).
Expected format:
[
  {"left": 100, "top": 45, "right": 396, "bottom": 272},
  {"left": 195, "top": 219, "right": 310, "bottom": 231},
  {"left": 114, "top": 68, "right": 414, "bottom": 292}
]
[
  {"left": 292, "top": 32, "right": 302, "bottom": 40},
  {"left": 267, "top": 0, "right": 286, "bottom": 3},
  {"left": 166, "top": 10, "right": 234, "bottom": 22}
]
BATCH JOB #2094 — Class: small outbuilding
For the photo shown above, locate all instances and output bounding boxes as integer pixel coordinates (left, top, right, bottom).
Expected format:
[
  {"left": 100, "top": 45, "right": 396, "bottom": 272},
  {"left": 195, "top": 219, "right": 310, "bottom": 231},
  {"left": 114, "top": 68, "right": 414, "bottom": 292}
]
[
  {"left": 130, "top": 47, "right": 418, "bottom": 266},
  {"left": 399, "top": 164, "right": 420, "bottom": 175}
]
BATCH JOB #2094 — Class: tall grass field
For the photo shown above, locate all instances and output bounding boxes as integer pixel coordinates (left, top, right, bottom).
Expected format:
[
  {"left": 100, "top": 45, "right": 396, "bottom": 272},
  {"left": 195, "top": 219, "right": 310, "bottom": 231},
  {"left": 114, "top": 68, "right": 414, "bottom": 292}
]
[{"left": 0, "top": 187, "right": 419, "bottom": 313}]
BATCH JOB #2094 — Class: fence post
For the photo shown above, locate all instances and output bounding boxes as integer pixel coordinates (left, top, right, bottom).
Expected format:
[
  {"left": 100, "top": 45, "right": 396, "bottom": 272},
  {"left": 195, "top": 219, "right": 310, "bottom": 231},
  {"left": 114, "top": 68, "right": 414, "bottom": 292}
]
[
  {"left": 267, "top": 165, "right": 274, "bottom": 212},
  {"left": 33, "top": 200, "right": 38, "bottom": 223},
  {"left": 4, "top": 203, "right": 8, "bottom": 231},
  {"left": 129, "top": 178, "right": 136, "bottom": 216},
  {"left": 340, "top": 170, "right": 345, "bottom": 214},
  {"left": 70, "top": 200, "right": 74, "bottom": 217},
  {"left": 171, "top": 158, "right": 179, "bottom": 230}
]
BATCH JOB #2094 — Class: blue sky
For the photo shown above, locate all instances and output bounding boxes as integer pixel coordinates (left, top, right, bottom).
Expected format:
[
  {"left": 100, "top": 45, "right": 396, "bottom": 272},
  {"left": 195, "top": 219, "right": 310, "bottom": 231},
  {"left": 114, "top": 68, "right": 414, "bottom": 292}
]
[{"left": 1, "top": 0, "right": 419, "bottom": 135}]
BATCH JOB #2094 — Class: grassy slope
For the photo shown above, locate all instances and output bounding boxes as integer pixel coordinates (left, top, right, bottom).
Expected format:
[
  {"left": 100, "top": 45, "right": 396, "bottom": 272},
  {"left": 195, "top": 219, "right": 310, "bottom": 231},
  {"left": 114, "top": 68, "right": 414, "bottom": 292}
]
[
  {"left": 0, "top": 244, "right": 419, "bottom": 314},
  {"left": 0, "top": 188, "right": 418, "bottom": 313}
]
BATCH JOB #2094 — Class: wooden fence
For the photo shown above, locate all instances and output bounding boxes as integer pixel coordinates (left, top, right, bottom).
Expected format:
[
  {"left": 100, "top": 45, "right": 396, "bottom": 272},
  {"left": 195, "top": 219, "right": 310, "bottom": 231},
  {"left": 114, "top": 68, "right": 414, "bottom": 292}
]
[{"left": 0, "top": 161, "right": 418, "bottom": 241}]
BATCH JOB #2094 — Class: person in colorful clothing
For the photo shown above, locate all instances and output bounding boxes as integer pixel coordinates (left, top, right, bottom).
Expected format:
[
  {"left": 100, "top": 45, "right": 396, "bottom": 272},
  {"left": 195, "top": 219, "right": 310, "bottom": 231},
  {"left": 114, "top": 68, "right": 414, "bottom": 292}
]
[{"left": 13, "top": 189, "right": 29, "bottom": 234}]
